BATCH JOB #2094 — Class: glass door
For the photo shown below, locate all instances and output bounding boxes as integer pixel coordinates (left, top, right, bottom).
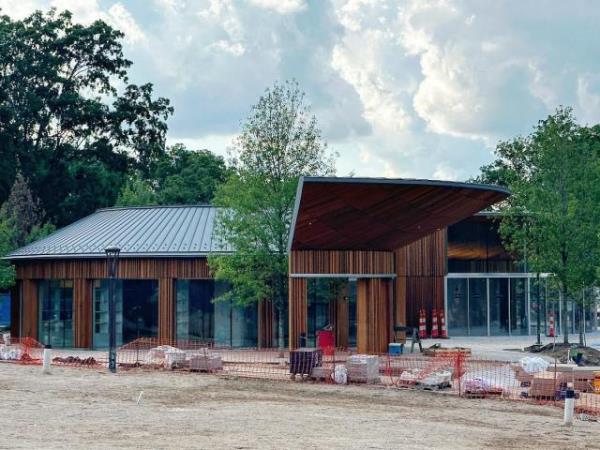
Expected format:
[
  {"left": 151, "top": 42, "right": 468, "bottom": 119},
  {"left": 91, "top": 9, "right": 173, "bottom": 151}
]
[
  {"left": 93, "top": 280, "right": 123, "bottom": 349},
  {"left": 447, "top": 278, "right": 468, "bottom": 335},
  {"left": 489, "top": 278, "right": 509, "bottom": 336},
  {"left": 38, "top": 280, "right": 73, "bottom": 348}
]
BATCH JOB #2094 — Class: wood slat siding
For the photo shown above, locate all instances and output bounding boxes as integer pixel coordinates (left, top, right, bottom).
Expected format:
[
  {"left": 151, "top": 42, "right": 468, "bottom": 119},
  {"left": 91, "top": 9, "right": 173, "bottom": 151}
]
[
  {"left": 14, "top": 258, "right": 211, "bottom": 280},
  {"left": 258, "top": 300, "right": 274, "bottom": 348},
  {"left": 357, "top": 278, "right": 391, "bottom": 354},
  {"left": 290, "top": 250, "right": 394, "bottom": 275},
  {"left": 334, "top": 287, "right": 349, "bottom": 348},
  {"left": 395, "top": 229, "right": 447, "bottom": 329},
  {"left": 73, "top": 279, "right": 92, "bottom": 348},
  {"left": 21, "top": 279, "right": 38, "bottom": 339},
  {"left": 158, "top": 278, "right": 175, "bottom": 341},
  {"left": 288, "top": 278, "right": 307, "bottom": 349}
]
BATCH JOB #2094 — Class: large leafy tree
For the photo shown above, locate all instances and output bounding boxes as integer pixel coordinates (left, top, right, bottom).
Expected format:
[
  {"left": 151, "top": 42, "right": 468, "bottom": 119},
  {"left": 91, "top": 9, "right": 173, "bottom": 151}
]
[
  {"left": 0, "top": 9, "right": 172, "bottom": 226},
  {"left": 115, "top": 144, "right": 230, "bottom": 206},
  {"left": 209, "top": 81, "right": 336, "bottom": 348},
  {"left": 478, "top": 108, "right": 600, "bottom": 344},
  {"left": 0, "top": 171, "right": 54, "bottom": 289}
]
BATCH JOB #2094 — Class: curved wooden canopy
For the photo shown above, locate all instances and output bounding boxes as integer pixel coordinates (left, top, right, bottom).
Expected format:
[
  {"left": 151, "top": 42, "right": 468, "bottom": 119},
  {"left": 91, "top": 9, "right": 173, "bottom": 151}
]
[{"left": 288, "top": 177, "right": 510, "bottom": 251}]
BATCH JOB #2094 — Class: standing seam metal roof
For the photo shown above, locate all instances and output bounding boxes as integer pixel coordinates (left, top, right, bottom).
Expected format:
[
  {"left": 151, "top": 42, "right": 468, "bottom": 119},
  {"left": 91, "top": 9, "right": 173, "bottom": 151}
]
[{"left": 7, "top": 205, "right": 232, "bottom": 259}]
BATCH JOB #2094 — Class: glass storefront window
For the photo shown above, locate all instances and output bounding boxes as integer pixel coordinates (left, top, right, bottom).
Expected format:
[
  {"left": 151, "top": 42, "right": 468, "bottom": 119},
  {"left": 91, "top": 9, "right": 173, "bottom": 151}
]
[
  {"left": 93, "top": 280, "right": 123, "bottom": 348},
  {"left": 213, "top": 282, "right": 258, "bottom": 347},
  {"left": 468, "top": 279, "right": 488, "bottom": 336},
  {"left": 489, "top": 278, "right": 509, "bottom": 336},
  {"left": 38, "top": 280, "right": 73, "bottom": 348},
  {"left": 176, "top": 280, "right": 214, "bottom": 341},
  {"left": 93, "top": 279, "right": 157, "bottom": 348},
  {"left": 529, "top": 276, "right": 547, "bottom": 336},
  {"left": 447, "top": 278, "right": 468, "bottom": 336},
  {"left": 510, "top": 278, "right": 528, "bottom": 335}
]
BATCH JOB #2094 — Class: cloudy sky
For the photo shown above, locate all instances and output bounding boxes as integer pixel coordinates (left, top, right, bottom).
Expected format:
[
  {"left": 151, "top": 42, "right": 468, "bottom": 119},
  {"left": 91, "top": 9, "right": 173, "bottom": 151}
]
[{"left": 3, "top": 0, "right": 600, "bottom": 180}]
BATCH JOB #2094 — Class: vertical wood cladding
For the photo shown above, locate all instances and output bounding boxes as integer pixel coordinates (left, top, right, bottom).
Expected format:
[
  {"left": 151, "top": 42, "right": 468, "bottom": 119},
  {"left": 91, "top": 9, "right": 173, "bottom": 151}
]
[
  {"left": 21, "top": 279, "right": 38, "bottom": 339},
  {"left": 395, "top": 229, "right": 447, "bottom": 329},
  {"left": 334, "top": 286, "right": 349, "bottom": 348},
  {"left": 356, "top": 278, "right": 391, "bottom": 354},
  {"left": 290, "top": 250, "right": 394, "bottom": 274},
  {"left": 14, "top": 258, "right": 211, "bottom": 280},
  {"left": 158, "top": 278, "right": 175, "bottom": 341},
  {"left": 258, "top": 300, "right": 274, "bottom": 348},
  {"left": 288, "top": 278, "right": 307, "bottom": 349},
  {"left": 73, "top": 279, "right": 92, "bottom": 348}
]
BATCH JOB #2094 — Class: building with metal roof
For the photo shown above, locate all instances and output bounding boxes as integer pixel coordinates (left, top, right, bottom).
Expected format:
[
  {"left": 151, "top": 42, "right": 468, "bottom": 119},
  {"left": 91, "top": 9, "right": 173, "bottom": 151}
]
[
  {"left": 5, "top": 176, "right": 588, "bottom": 354},
  {"left": 8, "top": 205, "right": 231, "bottom": 260}
]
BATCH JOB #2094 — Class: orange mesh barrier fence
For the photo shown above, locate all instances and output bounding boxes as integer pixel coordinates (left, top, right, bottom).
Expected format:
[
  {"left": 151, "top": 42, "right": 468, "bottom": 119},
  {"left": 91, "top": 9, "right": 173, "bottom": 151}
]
[
  {"left": 0, "top": 337, "right": 44, "bottom": 364},
  {"left": 4, "top": 337, "right": 600, "bottom": 417}
]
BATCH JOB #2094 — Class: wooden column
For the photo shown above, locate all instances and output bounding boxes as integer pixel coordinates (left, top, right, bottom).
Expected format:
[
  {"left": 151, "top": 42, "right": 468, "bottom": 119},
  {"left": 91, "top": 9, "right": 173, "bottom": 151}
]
[
  {"left": 357, "top": 278, "right": 391, "bottom": 354},
  {"left": 73, "top": 279, "right": 92, "bottom": 348},
  {"left": 21, "top": 279, "right": 38, "bottom": 339},
  {"left": 335, "top": 285, "right": 349, "bottom": 348},
  {"left": 158, "top": 278, "right": 175, "bottom": 342},
  {"left": 288, "top": 277, "right": 307, "bottom": 349},
  {"left": 258, "top": 300, "right": 274, "bottom": 348}
]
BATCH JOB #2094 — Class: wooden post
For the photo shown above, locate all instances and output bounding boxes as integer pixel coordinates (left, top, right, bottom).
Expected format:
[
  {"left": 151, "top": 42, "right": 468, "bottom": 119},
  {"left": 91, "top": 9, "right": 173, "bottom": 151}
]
[
  {"left": 73, "top": 279, "right": 92, "bottom": 348},
  {"left": 288, "top": 278, "right": 307, "bottom": 350},
  {"left": 158, "top": 278, "right": 175, "bottom": 342},
  {"left": 357, "top": 278, "right": 391, "bottom": 354},
  {"left": 21, "top": 279, "right": 38, "bottom": 339}
]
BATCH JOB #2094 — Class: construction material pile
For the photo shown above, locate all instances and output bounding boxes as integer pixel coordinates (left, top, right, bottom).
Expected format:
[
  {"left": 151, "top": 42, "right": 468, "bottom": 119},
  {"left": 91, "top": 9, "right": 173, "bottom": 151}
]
[
  {"left": 144, "top": 345, "right": 223, "bottom": 371},
  {"left": 347, "top": 355, "right": 380, "bottom": 384}
]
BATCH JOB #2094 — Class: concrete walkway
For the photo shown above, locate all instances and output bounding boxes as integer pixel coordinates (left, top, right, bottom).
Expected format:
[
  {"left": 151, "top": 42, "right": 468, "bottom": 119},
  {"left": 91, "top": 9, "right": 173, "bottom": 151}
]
[{"left": 422, "top": 332, "right": 600, "bottom": 362}]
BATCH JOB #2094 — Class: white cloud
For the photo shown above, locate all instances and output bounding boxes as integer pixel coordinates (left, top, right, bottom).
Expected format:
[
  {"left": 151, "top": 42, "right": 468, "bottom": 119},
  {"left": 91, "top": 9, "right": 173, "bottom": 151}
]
[
  {"left": 3, "top": 0, "right": 600, "bottom": 181},
  {"left": 247, "top": 0, "right": 306, "bottom": 15},
  {"left": 107, "top": 3, "right": 146, "bottom": 44}
]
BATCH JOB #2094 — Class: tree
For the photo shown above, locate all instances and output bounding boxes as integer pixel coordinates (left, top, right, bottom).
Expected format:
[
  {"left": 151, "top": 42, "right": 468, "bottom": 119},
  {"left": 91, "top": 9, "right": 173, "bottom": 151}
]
[
  {"left": 0, "top": 9, "right": 173, "bottom": 226},
  {"left": 115, "top": 144, "right": 230, "bottom": 207},
  {"left": 115, "top": 172, "right": 158, "bottom": 207},
  {"left": 0, "top": 171, "right": 54, "bottom": 288},
  {"left": 152, "top": 144, "right": 230, "bottom": 205},
  {"left": 209, "top": 81, "right": 336, "bottom": 349},
  {"left": 480, "top": 108, "right": 600, "bottom": 344}
]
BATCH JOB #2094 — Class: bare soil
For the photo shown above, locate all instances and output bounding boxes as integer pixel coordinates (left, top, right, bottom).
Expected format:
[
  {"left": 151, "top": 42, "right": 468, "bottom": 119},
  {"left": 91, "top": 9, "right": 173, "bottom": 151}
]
[
  {"left": 0, "top": 363, "right": 598, "bottom": 449},
  {"left": 527, "top": 343, "right": 600, "bottom": 366}
]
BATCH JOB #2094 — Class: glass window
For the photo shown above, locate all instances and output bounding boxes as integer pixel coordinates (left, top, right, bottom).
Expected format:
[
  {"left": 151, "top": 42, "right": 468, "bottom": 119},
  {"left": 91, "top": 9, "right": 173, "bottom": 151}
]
[
  {"left": 489, "top": 278, "right": 509, "bottom": 336},
  {"left": 38, "top": 280, "right": 73, "bottom": 348},
  {"left": 529, "top": 276, "right": 547, "bottom": 336},
  {"left": 347, "top": 280, "right": 357, "bottom": 348},
  {"left": 468, "top": 278, "right": 488, "bottom": 336},
  {"left": 0, "top": 291, "right": 10, "bottom": 331},
  {"left": 510, "top": 278, "right": 528, "bottom": 335},
  {"left": 93, "top": 280, "right": 123, "bottom": 349},
  {"left": 92, "top": 279, "right": 157, "bottom": 348},
  {"left": 447, "top": 278, "right": 468, "bottom": 335},
  {"left": 307, "top": 279, "right": 333, "bottom": 347},
  {"left": 122, "top": 280, "right": 158, "bottom": 343},
  {"left": 176, "top": 280, "right": 214, "bottom": 341},
  {"left": 213, "top": 282, "right": 258, "bottom": 347}
]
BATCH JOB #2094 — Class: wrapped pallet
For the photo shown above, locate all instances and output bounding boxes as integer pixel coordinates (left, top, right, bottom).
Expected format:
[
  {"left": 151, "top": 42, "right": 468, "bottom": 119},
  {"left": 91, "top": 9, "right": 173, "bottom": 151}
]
[
  {"left": 189, "top": 353, "right": 223, "bottom": 372},
  {"left": 346, "top": 355, "right": 380, "bottom": 384}
]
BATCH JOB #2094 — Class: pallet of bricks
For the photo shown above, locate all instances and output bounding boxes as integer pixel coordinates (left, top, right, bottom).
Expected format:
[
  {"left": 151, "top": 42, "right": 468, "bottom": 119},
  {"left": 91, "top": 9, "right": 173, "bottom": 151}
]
[
  {"left": 527, "top": 364, "right": 600, "bottom": 401},
  {"left": 346, "top": 354, "right": 380, "bottom": 384}
]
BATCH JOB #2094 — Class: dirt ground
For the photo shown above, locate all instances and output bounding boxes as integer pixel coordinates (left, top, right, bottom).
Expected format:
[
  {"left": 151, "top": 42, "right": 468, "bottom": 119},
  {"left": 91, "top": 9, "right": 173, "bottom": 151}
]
[{"left": 0, "top": 363, "right": 598, "bottom": 450}]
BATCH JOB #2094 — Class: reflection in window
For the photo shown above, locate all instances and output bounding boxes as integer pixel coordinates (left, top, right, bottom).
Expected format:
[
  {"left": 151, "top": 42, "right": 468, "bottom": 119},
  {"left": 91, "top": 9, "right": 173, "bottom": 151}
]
[
  {"left": 176, "top": 280, "right": 214, "bottom": 341},
  {"left": 447, "top": 279, "right": 468, "bottom": 336},
  {"left": 38, "top": 280, "right": 73, "bottom": 348}
]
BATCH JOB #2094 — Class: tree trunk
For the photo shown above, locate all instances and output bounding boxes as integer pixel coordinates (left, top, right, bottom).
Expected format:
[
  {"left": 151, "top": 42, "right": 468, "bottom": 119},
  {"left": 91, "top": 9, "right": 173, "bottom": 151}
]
[{"left": 560, "top": 287, "right": 569, "bottom": 344}]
